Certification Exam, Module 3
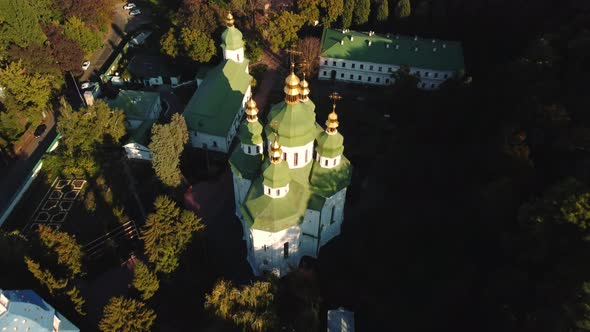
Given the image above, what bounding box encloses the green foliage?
[0,0,46,49]
[149,113,189,188]
[140,195,205,274]
[320,0,344,26]
[99,296,156,332]
[245,37,264,62]
[353,0,370,25]
[180,27,217,63]
[25,257,68,295]
[132,260,160,300]
[36,225,83,277]
[265,11,304,52]
[178,0,220,35]
[395,0,411,19]
[342,0,355,28]
[160,28,180,58]
[63,16,102,53]
[296,0,320,26]
[376,0,389,23]
[519,177,590,231]
[42,23,85,74]
[113,206,130,225]
[84,190,97,212]
[66,286,86,316]
[7,43,61,77]
[205,279,278,332]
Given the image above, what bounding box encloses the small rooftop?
[327,307,355,332]
[105,90,160,120]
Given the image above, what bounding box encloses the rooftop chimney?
[368,40,372,46]
[350,35,354,42]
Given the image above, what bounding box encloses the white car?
[82,61,90,71]
[129,9,141,16]
[80,82,97,90]
[123,3,136,10]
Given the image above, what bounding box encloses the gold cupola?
[326,92,342,134]
[269,134,283,164]
[299,72,310,102]
[245,96,259,122]
[226,12,235,27]
[284,63,301,105]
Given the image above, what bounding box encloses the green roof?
[184,60,252,136]
[221,26,244,51]
[239,120,263,145]
[106,90,160,120]
[316,131,344,158]
[127,118,155,146]
[264,100,318,147]
[242,177,310,232]
[229,147,264,180]
[309,156,353,198]
[262,160,291,188]
[320,28,464,71]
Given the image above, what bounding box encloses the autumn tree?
[149,113,189,188]
[205,279,278,332]
[36,225,84,277]
[63,16,102,53]
[7,44,60,77]
[0,0,46,49]
[132,260,160,300]
[99,296,156,332]
[264,11,304,52]
[53,0,113,29]
[353,0,370,25]
[140,195,205,274]
[24,257,68,295]
[342,0,355,28]
[181,27,217,63]
[395,0,411,19]
[178,0,220,35]
[42,23,85,74]
[160,28,180,58]
[297,37,321,77]
[320,0,344,26]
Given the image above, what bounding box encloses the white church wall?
[224,48,245,63]
[316,154,342,169]
[263,183,290,198]
[242,143,263,155]
[267,140,314,169]
[319,188,347,247]
[190,131,228,153]
[232,174,251,216]
[249,225,302,277]
[300,209,321,257]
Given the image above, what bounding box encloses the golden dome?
[299,79,309,88]
[285,72,300,86]
[326,111,339,133]
[245,96,258,121]
[269,135,283,164]
[226,12,234,27]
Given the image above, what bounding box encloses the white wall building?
[319,28,464,90]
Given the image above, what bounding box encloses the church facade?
[229,65,352,277]
[184,14,252,153]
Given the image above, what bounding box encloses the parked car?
[129,9,141,16]
[80,81,97,90]
[123,3,136,10]
[82,61,90,71]
[33,124,47,138]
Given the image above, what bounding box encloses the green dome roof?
[316,131,344,158]
[262,160,291,188]
[239,121,263,145]
[221,27,244,51]
[264,100,318,147]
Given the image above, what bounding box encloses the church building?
[184,13,253,153]
[229,64,352,277]
[319,28,464,90]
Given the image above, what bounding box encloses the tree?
[132,260,160,300]
[297,37,321,77]
[42,23,85,74]
[180,27,217,63]
[353,0,370,25]
[53,0,113,29]
[376,0,389,23]
[0,0,46,49]
[140,195,205,273]
[149,113,188,188]
[36,225,83,277]
[320,0,344,26]
[205,279,278,332]
[265,11,304,52]
[7,43,61,77]
[296,0,320,26]
[24,257,68,295]
[178,0,219,35]
[342,0,355,28]
[395,0,411,19]
[63,16,102,53]
[99,296,156,332]
[160,28,180,58]
[66,286,86,316]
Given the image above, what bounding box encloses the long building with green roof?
[184,13,252,153]
[319,28,464,89]
[230,65,352,277]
